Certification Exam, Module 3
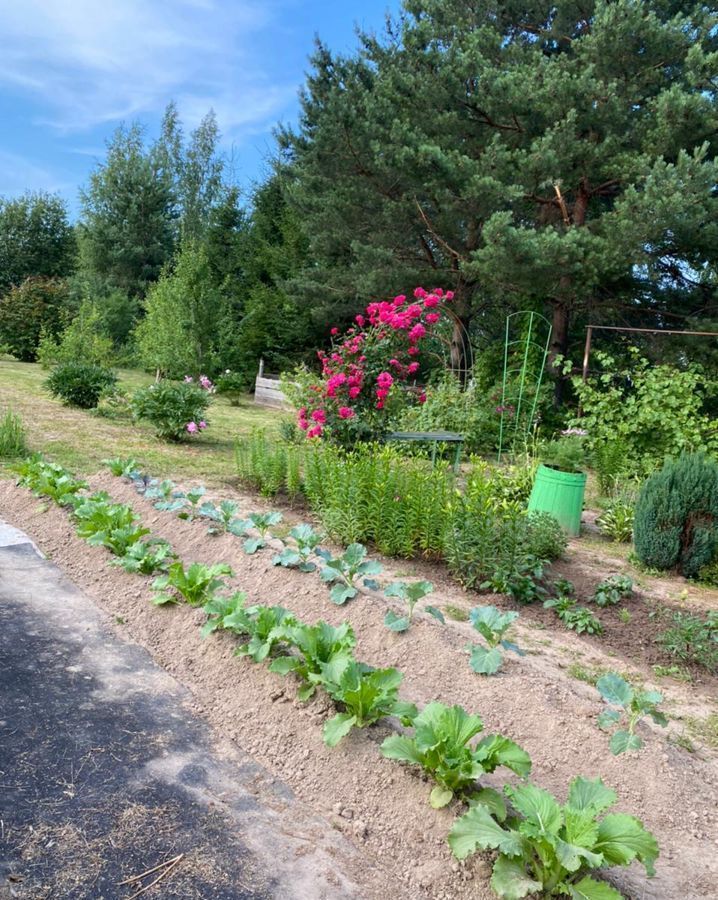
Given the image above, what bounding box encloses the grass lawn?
[0,360,289,482]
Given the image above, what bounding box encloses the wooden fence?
[254,359,292,409]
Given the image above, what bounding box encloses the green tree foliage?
[154,101,225,243]
[0,191,75,294]
[231,175,321,383]
[0,277,71,361]
[634,453,718,578]
[79,123,176,297]
[280,0,718,382]
[135,242,233,376]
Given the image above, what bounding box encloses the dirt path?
[1,474,717,899]
[0,526,393,900]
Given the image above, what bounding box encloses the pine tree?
[280,0,718,388]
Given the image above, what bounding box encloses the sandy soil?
[1,472,717,900]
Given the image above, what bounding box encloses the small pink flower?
[338,406,355,419]
[413,287,427,299]
[419,393,427,404]
[376,400,385,410]
[376,388,389,400]
[408,346,419,357]
[408,362,420,374]
[186,422,198,434]
[311,409,327,424]
[307,425,323,438]
[298,418,309,431]
[376,371,393,389]
[355,315,365,326]
[425,312,440,324]
[423,295,439,308]
[409,323,426,342]
[198,420,207,429]
[348,386,361,399]
[184,375,194,383]
[330,327,339,335]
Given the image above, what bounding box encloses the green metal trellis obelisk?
[497,310,552,461]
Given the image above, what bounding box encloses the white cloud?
[0,0,296,140]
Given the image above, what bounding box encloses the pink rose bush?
[297,287,453,444]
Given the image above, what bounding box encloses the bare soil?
[1,473,717,900]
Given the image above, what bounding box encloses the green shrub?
[131,381,211,441]
[633,453,718,578]
[45,362,117,409]
[698,558,718,587]
[597,496,635,543]
[570,348,718,478]
[0,408,28,458]
[36,301,114,369]
[0,276,70,362]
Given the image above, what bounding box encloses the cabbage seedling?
[596,673,667,754]
[467,606,523,675]
[383,580,444,632]
[316,543,383,604]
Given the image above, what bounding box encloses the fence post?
[258,358,264,378]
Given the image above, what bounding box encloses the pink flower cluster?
[184,374,215,393]
[186,420,208,434]
[299,287,452,439]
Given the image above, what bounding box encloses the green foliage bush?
[658,610,718,673]
[393,373,500,454]
[571,350,718,479]
[0,408,28,458]
[45,362,117,409]
[36,300,114,368]
[131,380,211,441]
[0,276,70,362]
[633,453,718,578]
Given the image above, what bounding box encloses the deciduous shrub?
[131,380,212,441]
[45,362,116,409]
[633,453,718,578]
[0,276,69,361]
[570,349,718,478]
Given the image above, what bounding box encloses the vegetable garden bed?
[1,470,717,899]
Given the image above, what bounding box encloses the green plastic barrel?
[527,464,586,536]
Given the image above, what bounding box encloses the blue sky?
[0,0,399,214]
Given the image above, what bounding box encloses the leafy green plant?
[103,456,139,478]
[317,543,383,604]
[597,499,634,543]
[45,362,116,409]
[235,430,304,500]
[383,580,444,631]
[155,485,208,517]
[272,523,323,572]
[145,479,176,501]
[303,443,452,557]
[269,621,356,700]
[200,592,250,638]
[467,606,523,675]
[235,604,298,662]
[199,499,244,534]
[542,433,586,474]
[592,575,633,608]
[318,656,416,747]
[152,561,233,606]
[14,456,87,506]
[545,596,603,635]
[72,494,149,555]
[698,556,718,587]
[113,538,175,575]
[241,511,284,553]
[596,674,667,755]
[448,776,659,899]
[657,610,718,673]
[0,408,28,458]
[481,556,547,604]
[131,380,211,441]
[381,702,531,808]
